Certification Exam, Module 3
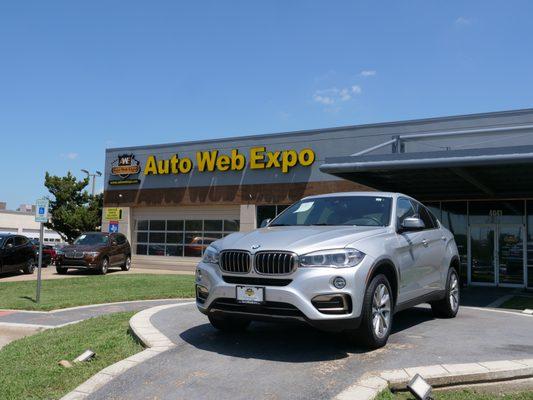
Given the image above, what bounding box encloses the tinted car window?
[14,236,28,246]
[396,198,416,227]
[116,234,127,245]
[417,205,436,229]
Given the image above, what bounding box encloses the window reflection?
[135,218,239,257]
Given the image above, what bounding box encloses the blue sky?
[1,1,533,208]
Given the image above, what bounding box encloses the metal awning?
[320,145,533,200]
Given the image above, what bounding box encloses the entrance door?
[469,224,525,286]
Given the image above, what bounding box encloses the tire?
[356,274,394,349]
[431,267,460,318]
[208,314,251,332]
[121,255,131,271]
[22,259,35,274]
[56,265,68,274]
[99,257,109,275]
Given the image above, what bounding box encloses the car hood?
[214,225,389,255]
[61,244,107,252]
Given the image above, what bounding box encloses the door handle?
[441,236,446,241]
[422,239,429,247]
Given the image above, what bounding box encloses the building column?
[101,206,132,243]
[239,204,256,232]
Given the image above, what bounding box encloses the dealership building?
[103,108,533,289]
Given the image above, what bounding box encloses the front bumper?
[56,256,100,269]
[195,255,375,332]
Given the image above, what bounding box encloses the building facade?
[103,108,533,289]
[0,210,63,243]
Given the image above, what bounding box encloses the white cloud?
[339,88,351,101]
[360,70,376,77]
[351,85,362,94]
[455,16,471,26]
[313,93,335,105]
[313,85,362,106]
[61,152,79,160]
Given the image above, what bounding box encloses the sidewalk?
[0,265,193,283]
[0,299,188,349]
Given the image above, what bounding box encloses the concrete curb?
[60,302,194,400]
[334,358,533,400]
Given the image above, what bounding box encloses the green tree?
[44,172,103,242]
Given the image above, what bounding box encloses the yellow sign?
[105,208,122,221]
[143,147,315,176]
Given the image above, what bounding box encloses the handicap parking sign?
[108,221,119,233]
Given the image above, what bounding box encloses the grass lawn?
[0,312,142,400]
[0,274,195,311]
[377,389,533,400]
[500,295,533,310]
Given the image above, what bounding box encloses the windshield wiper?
[269,223,291,226]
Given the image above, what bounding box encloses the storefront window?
[441,202,468,284]
[256,205,289,228]
[468,200,524,225]
[527,201,533,288]
[135,218,239,257]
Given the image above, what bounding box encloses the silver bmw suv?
[195,192,460,348]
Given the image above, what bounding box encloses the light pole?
[81,169,102,196]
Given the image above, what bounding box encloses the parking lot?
[88,302,533,400]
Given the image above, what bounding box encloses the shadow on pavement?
[180,306,437,363]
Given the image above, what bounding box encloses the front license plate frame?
[236,285,265,304]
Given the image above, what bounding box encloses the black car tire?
[208,314,251,332]
[23,259,35,274]
[121,256,131,271]
[99,257,109,275]
[431,267,460,318]
[56,266,68,274]
[356,274,394,349]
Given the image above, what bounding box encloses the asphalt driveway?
[88,303,533,400]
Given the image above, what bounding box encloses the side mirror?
[401,217,425,231]
[260,218,271,228]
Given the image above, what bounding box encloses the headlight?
[83,251,100,257]
[299,248,365,268]
[202,246,219,264]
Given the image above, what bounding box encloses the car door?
[415,203,446,293]
[115,234,127,265]
[108,234,122,266]
[2,237,17,272]
[14,236,30,268]
[394,197,429,303]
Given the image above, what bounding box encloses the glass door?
[469,224,525,286]
[469,224,496,285]
[498,224,524,286]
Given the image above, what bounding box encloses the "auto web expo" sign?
[143,147,315,175]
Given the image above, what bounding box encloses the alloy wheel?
[449,273,459,312]
[371,283,391,338]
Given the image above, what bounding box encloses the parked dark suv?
[55,232,131,275]
[0,234,36,275]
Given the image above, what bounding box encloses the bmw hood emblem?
[251,244,261,250]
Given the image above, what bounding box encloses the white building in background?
[0,209,63,243]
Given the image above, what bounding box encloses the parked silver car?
[195,192,460,348]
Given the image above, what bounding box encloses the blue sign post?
[34,198,49,303]
[109,221,119,233]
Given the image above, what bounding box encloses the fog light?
[332,276,346,289]
[196,284,209,304]
[407,374,433,400]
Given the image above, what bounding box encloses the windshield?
[74,233,109,246]
[269,196,392,227]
